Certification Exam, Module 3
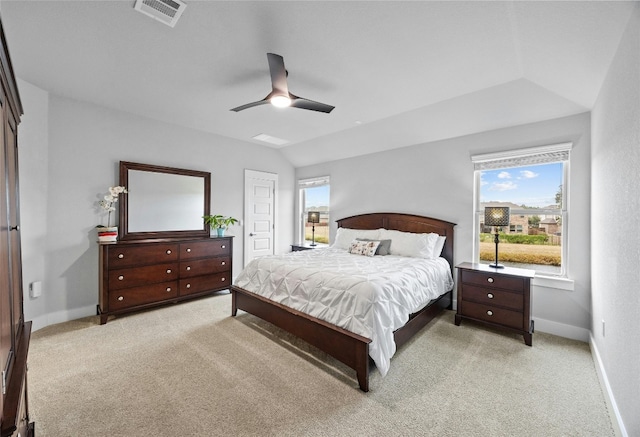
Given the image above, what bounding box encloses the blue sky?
[480,162,562,208]
[305,185,330,208]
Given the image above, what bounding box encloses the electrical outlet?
[602,319,605,337]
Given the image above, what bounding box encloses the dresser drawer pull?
[221,277,226,282]
[118,253,124,259]
[166,250,172,255]
[221,245,226,249]
[117,296,124,301]
[186,248,191,253]
[118,275,124,281]
[186,283,191,289]
[221,261,226,266]
[487,310,493,316]
[487,277,494,283]
[166,287,172,292]
[487,293,494,299]
[166,269,172,274]
[186,266,191,271]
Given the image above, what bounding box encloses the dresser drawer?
[109,263,179,290]
[462,284,523,311]
[180,272,230,296]
[461,270,525,292]
[180,239,231,260]
[460,301,524,330]
[109,281,179,310]
[180,257,231,278]
[107,243,179,268]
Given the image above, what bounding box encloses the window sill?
[532,275,574,291]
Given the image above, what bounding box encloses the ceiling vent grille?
[134,0,187,28]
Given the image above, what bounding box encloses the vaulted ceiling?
[1,1,635,166]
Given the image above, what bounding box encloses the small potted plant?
[97,185,127,242]
[203,214,238,237]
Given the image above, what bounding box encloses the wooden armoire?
[0,18,34,437]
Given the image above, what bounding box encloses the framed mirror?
[119,161,211,240]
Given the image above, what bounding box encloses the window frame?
[471,143,571,278]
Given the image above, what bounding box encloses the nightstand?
[455,262,535,346]
[291,244,314,252]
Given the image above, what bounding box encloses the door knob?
[10,225,19,231]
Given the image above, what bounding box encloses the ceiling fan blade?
[267,53,289,94]
[230,97,270,112]
[290,95,335,113]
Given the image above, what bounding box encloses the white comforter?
[233,248,454,377]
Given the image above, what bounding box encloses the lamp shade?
[484,207,510,227]
[307,211,320,224]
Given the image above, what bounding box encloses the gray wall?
[591,4,639,436]
[297,112,592,341]
[17,81,295,329]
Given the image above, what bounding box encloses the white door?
[244,170,277,266]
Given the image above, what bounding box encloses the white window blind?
[471,143,572,171]
[298,176,330,188]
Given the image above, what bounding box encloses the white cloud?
[497,171,511,179]
[490,181,518,191]
[520,170,539,179]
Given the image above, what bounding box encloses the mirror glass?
[119,161,211,240]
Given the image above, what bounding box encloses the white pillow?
[379,229,439,258]
[332,227,382,250]
[433,236,446,257]
[348,239,380,257]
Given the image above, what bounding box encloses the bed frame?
[231,212,455,392]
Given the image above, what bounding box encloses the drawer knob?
[487,310,493,316]
[487,277,494,283]
[166,269,172,274]
[186,283,191,289]
[186,248,192,253]
[118,253,124,259]
[166,250,172,255]
[221,277,226,282]
[166,287,171,292]
[487,293,494,299]
[221,245,226,249]
[118,275,124,281]
[117,296,124,301]
[221,261,226,265]
[186,266,191,271]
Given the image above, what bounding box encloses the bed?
[231,212,455,391]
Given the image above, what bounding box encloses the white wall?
[297,112,592,340]
[591,4,639,436]
[18,83,295,330]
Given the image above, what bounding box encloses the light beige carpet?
[28,293,614,436]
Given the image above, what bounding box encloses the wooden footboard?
[232,285,452,392]
[231,285,372,391]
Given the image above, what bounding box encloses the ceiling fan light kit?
[231,53,335,114]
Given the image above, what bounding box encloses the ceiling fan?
[230,53,335,114]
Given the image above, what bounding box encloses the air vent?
[134,0,187,28]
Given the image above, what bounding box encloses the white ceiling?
[0,1,635,167]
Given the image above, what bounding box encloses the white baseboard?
[29,304,97,332]
[531,317,590,342]
[590,335,627,437]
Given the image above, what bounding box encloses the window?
[298,176,330,245]
[472,143,571,276]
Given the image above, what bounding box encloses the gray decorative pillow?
[356,238,392,256]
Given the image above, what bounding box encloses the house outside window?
[472,143,571,277]
[298,176,330,245]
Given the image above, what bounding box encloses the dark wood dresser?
[455,262,535,346]
[98,237,232,324]
[0,17,35,437]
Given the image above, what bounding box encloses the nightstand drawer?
[462,285,523,311]
[461,301,524,330]
[461,270,525,292]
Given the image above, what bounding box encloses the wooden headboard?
[336,213,455,272]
